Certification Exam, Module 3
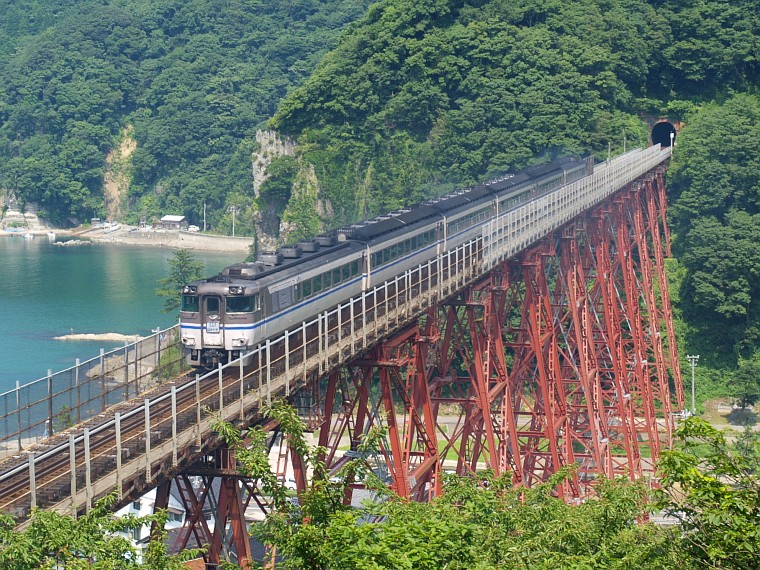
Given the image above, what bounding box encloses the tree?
[667,94,760,358]
[155,249,204,313]
[733,360,760,410]
[658,417,760,569]
[0,494,201,569]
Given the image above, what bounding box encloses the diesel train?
[179,156,592,368]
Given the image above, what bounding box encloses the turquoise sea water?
[0,237,242,392]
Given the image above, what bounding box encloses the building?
[160,215,186,230]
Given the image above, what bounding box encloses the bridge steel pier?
[289,169,683,506]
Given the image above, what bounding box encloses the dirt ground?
[701,398,758,431]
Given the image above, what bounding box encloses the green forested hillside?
[0,0,372,225]
[667,94,760,397]
[270,0,758,225]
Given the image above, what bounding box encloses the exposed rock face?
[251,130,296,251]
[103,126,137,222]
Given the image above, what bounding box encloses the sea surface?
[0,236,242,392]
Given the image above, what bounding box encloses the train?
[179,156,593,368]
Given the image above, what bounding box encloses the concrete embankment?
[85,227,252,253]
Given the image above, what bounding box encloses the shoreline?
[1,225,252,253]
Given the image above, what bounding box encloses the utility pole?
[229,205,238,237]
[686,354,699,416]
[203,203,207,232]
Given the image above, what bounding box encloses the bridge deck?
[0,145,672,519]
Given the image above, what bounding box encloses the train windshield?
[226,295,258,313]
[181,294,199,312]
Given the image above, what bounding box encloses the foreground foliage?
[0,495,199,569]
[213,403,711,569]
[1,413,757,569]
[658,418,760,570]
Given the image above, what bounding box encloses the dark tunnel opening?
[652,121,676,148]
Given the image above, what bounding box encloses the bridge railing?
[4,231,486,518]
[0,326,186,456]
[483,144,670,269]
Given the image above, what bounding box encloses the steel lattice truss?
[169,171,684,567]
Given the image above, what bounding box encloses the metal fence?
[0,326,186,454]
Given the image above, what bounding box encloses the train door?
[202,295,224,347]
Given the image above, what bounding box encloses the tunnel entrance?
[652,121,676,148]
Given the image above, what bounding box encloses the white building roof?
[161,215,186,223]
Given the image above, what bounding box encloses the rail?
[0,144,671,518]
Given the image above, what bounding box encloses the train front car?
[179,274,262,368]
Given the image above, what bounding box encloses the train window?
[181,295,199,312]
[324,271,332,288]
[333,268,342,284]
[226,295,258,313]
[205,297,220,316]
[342,265,350,280]
[295,283,302,302]
[313,275,322,293]
[351,260,360,276]
[303,280,312,297]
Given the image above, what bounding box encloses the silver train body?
[180,157,592,368]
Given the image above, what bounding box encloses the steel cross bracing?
[0,146,680,567]
[306,169,682,504]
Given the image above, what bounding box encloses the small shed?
[160,215,186,230]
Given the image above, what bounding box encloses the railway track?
[0,355,295,519]
[0,272,430,520]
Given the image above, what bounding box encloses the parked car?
[187,225,200,232]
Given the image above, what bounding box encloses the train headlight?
[182,337,196,346]
[232,338,247,347]
[183,285,197,294]
[228,286,245,295]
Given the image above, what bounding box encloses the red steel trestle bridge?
[0,145,683,567]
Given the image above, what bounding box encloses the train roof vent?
[297,240,320,253]
[315,235,337,247]
[278,245,302,259]
[223,263,265,279]
[257,251,284,266]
